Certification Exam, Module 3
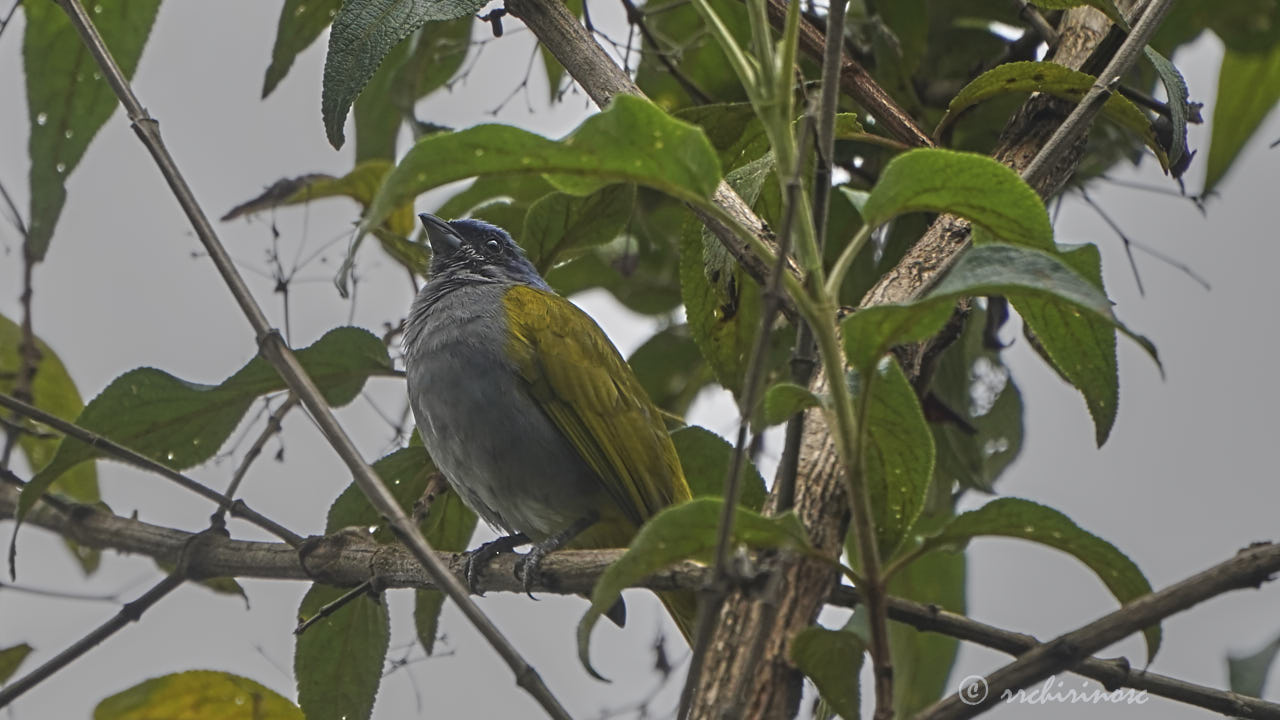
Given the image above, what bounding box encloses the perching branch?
[5,482,1279,719]
[49,2,572,718]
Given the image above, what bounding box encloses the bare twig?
[50,2,570,716]
[212,393,300,526]
[917,541,1280,719]
[0,245,39,470]
[0,391,302,546]
[1013,0,1059,46]
[618,0,713,104]
[6,481,1278,719]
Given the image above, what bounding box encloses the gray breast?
[403,282,605,540]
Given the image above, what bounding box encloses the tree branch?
[50,2,571,717]
[6,483,1278,719]
[505,0,802,322]
[916,541,1280,719]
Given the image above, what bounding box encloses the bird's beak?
[419,213,462,255]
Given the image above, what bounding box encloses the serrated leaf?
[94,670,302,720]
[522,184,636,273]
[843,302,956,374]
[322,0,487,149]
[791,627,864,719]
[678,215,762,400]
[670,426,766,510]
[363,95,721,234]
[934,63,1168,170]
[1205,43,1280,195]
[928,307,1023,493]
[262,0,342,97]
[761,381,821,426]
[850,360,935,559]
[19,327,392,521]
[295,585,389,720]
[1143,47,1191,168]
[23,0,161,259]
[1008,242,1119,445]
[577,498,810,677]
[0,643,33,685]
[862,148,1054,250]
[1228,632,1280,699]
[352,34,409,162]
[921,497,1160,661]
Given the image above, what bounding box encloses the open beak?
[419,213,462,255]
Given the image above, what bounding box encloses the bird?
[403,212,697,640]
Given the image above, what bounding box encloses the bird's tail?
[658,589,699,644]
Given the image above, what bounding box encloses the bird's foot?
[515,514,597,599]
[464,532,529,595]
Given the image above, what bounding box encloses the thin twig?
[1,244,39,470]
[213,394,299,526]
[0,555,193,708]
[294,579,375,635]
[1012,0,1059,46]
[50,2,571,717]
[0,391,303,547]
[916,541,1280,719]
[618,0,713,104]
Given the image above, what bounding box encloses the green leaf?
[928,306,1023,493]
[262,0,342,97]
[393,17,474,110]
[843,302,956,375]
[790,627,864,720]
[352,35,410,163]
[888,531,967,717]
[1009,242,1119,445]
[322,0,487,149]
[678,215,763,401]
[634,0,750,110]
[1228,632,1280,699]
[851,360,935,559]
[19,327,392,521]
[1027,0,1126,26]
[23,0,162,259]
[761,381,821,426]
[521,184,636,273]
[364,95,722,234]
[1205,43,1280,195]
[295,585,389,720]
[921,497,1160,661]
[1143,47,1191,167]
[95,670,302,720]
[934,63,1168,170]
[0,643,33,686]
[577,498,810,677]
[670,426,766,510]
[862,148,1053,250]
[627,324,709,416]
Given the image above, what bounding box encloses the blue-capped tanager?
[404,213,697,640]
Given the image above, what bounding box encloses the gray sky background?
[1,2,1278,718]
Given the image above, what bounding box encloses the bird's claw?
[516,544,551,600]
[463,533,528,595]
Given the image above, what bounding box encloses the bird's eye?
[484,239,502,255]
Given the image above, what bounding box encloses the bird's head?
[419,213,547,289]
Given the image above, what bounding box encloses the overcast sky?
[2,2,1278,719]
